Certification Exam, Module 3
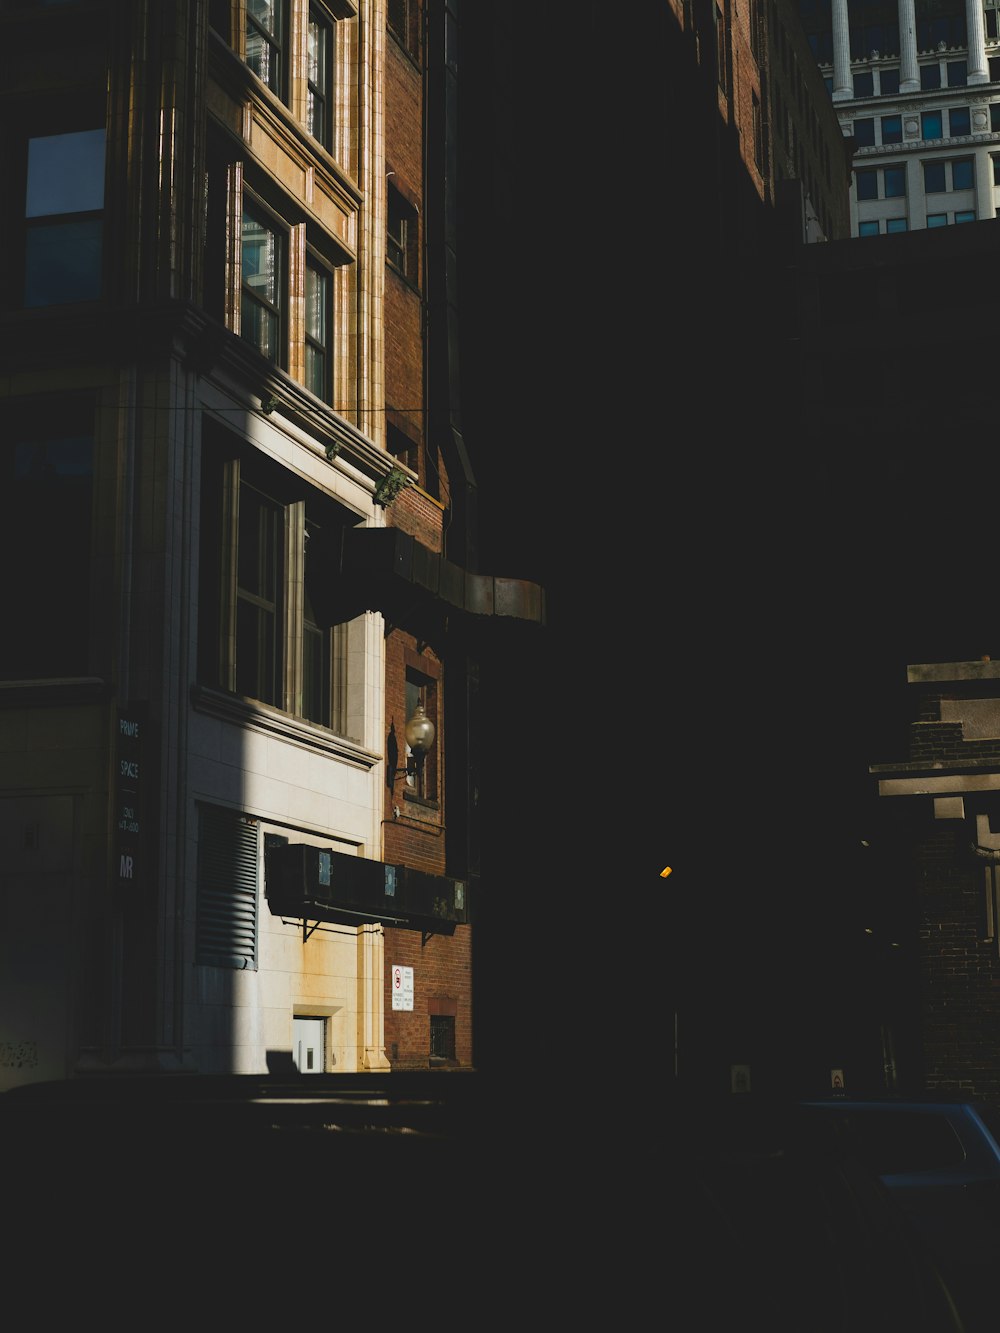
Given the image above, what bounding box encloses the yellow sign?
[660,866,672,878]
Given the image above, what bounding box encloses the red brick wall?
[383,924,473,1069]
[912,824,1000,1102]
[381,1,471,1072]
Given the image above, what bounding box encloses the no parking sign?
[392,964,414,1011]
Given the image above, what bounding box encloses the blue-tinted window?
[854,71,875,96]
[950,106,970,136]
[952,157,974,189]
[886,217,907,233]
[879,67,900,95]
[241,201,284,363]
[924,161,946,192]
[854,117,876,145]
[926,212,948,227]
[25,128,105,216]
[921,63,941,90]
[856,168,878,199]
[954,209,976,223]
[884,166,906,196]
[947,60,967,87]
[246,0,286,99]
[921,109,942,139]
[24,128,105,308]
[881,114,902,143]
[859,220,880,236]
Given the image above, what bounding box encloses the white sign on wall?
[391,964,414,1011]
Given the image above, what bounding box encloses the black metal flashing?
[309,525,545,645]
[265,841,469,935]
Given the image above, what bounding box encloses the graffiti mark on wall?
[0,1041,38,1069]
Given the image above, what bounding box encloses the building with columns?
[800,0,1000,233]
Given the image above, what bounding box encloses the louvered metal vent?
[196,803,259,969]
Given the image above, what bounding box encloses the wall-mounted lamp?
[396,703,435,780]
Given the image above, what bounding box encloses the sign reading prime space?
[115,702,145,888]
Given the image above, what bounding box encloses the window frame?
[923,160,947,193]
[883,165,906,198]
[240,192,288,367]
[949,106,971,137]
[388,0,421,61]
[921,109,942,140]
[387,181,419,285]
[881,114,902,144]
[951,156,975,191]
[403,668,438,804]
[304,249,333,401]
[199,428,353,736]
[306,3,334,151]
[245,0,288,102]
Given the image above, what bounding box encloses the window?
[949,106,970,136]
[716,4,727,92]
[199,423,352,735]
[924,161,947,192]
[991,55,1000,79]
[752,90,763,168]
[856,168,878,199]
[387,182,418,284]
[853,71,874,97]
[205,144,349,391]
[879,67,900,95]
[881,115,902,144]
[241,199,285,364]
[195,803,258,970]
[886,217,908,232]
[404,672,437,801]
[926,212,948,226]
[921,109,942,139]
[388,0,420,61]
[246,0,286,99]
[430,1015,456,1062]
[955,209,976,222]
[854,117,875,146]
[992,105,1000,133]
[994,156,1000,186]
[884,165,906,196]
[952,156,974,189]
[859,220,880,236]
[920,64,941,90]
[304,254,331,399]
[0,395,93,679]
[947,60,967,88]
[24,127,105,307]
[307,5,333,149]
[387,420,418,473]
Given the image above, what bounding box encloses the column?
[899,0,919,92]
[832,0,853,101]
[967,0,989,84]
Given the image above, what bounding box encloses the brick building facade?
[872,660,1000,1103]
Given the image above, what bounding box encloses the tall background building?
[800,0,1000,234]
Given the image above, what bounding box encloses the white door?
[292,1017,325,1073]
